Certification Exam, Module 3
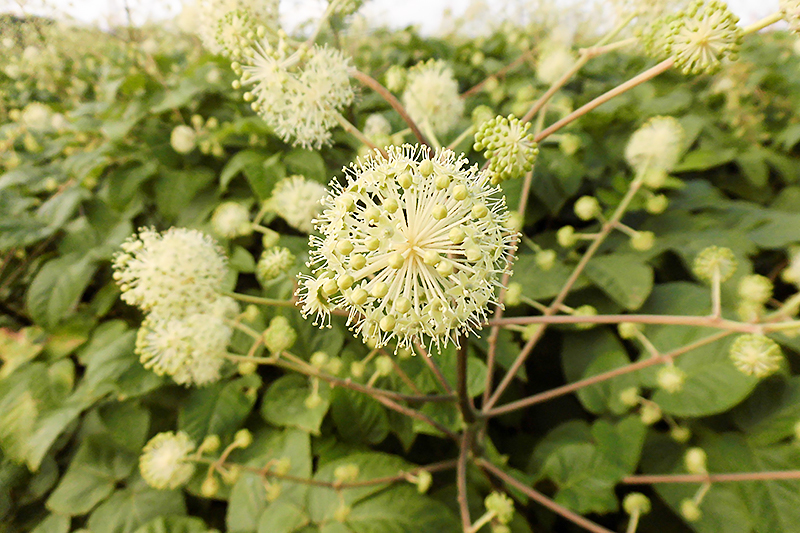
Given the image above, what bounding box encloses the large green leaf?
[584,253,653,310]
[86,482,186,533]
[260,374,330,435]
[26,253,98,329]
[330,387,390,445]
[178,374,261,443]
[346,485,460,533]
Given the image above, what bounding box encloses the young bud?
[684,447,707,474]
[536,249,557,271]
[415,470,433,493]
[557,226,578,247]
[334,464,360,483]
[657,365,687,393]
[234,429,253,448]
[623,493,652,516]
[680,499,702,522]
[263,316,297,355]
[737,274,773,304]
[630,231,655,252]
[619,386,641,408]
[693,246,737,283]
[671,425,692,443]
[640,403,662,425]
[484,492,515,525]
[729,334,783,378]
[574,196,601,221]
[505,283,523,306]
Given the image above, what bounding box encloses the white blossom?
[139,431,196,489]
[625,116,685,176]
[211,202,252,238]
[270,175,328,233]
[402,60,464,136]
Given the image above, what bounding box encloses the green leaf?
[179,374,261,443]
[257,500,308,533]
[509,252,590,301]
[330,387,389,445]
[284,149,327,184]
[46,437,137,516]
[584,253,653,310]
[346,485,460,533]
[260,374,330,435]
[737,149,769,188]
[132,516,208,533]
[31,514,70,533]
[87,482,186,533]
[26,253,98,329]
[540,443,620,514]
[154,168,216,220]
[734,377,800,446]
[674,148,737,172]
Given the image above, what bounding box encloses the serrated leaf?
[330,387,389,445]
[26,253,97,329]
[260,374,330,435]
[584,253,653,310]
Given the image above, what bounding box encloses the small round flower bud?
[200,435,221,453]
[646,194,669,214]
[506,211,524,233]
[261,228,280,248]
[375,355,394,377]
[265,481,282,502]
[793,419,800,441]
[625,116,685,176]
[671,426,692,443]
[729,334,783,378]
[311,351,329,368]
[263,316,297,355]
[640,403,662,425]
[485,492,515,525]
[305,393,323,409]
[234,429,253,448]
[415,470,433,493]
[684,447,707,474]
[619,386,641,408]
[326,357,343,375]
[557,226,578,247]
[273,457,292,475]
[693,246,737,282]
[536,249,557,271]
[505,283,523,306]
[334,504,351,523]
[256,247,296,284]
[221,465,242,485]
[201,476,219,497]
[618,322,641,340]
[243,305,260,323]
[630,231,655,252]
[350,361,366,378]
[623,493,652,515]
[334,464,360,483]
[385,65,406,92]
[573,305,597,330]
[238,361,257,375]
[139,432,196,490]
[738,274,773,304]
[473,114,538,184]
[574,196,601,221]
[657,365,687,393]
[170,125,197,154]
[680,499,702,522]
[559,133,581,156]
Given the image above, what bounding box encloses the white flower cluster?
[197,0,279,57]
[139,431,196,490]
[625,116,685,187]
[113,228,237,386]
[783,0,800,34]
[296,144,516,351]
[211,201,253,238]
[536,45,576,86]
[240,43,355,149]
[402,60,464,135]
[269,175,328,233]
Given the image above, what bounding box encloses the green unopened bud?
[200,435,221,453]
[265,480,282,502]
[234,429,253,448]
[630,231,655,252]
[671,425,692,443]
[574,196,601,221]
[256,247,296,284]
[557,226,578,247]
[505,283,522,306]
[619,386,641,408]
[201,476,219,497]
[238,361,258,375]
[729,334,783,378]
[536,249,557,270]
[261,227,280,248]
[311,351,329,368]
[415,470,432,493]
[618,322,641,340]
[623,493,652,515]
[640,403,662,425]
[351,361,366,378]
[326,357,343,375]
[263,316,297,355]
[374,355,394,377]
[242,305,259,323]
[484,492,515,525]
[305,392,323,409]
[738,274,773,304]
[646,194,669,214]
[657,365,687,393]
[573,305,597,330]
[474,114,538,184]
[680,499,702,522]
[693,246,737,282]
[334,464,360,483]
[334,504,351,522]
[684,447,707,474]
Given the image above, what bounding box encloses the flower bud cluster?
[729,334,783,378]
[197,0,279,58]
[139,431,196,490]
[211,202,253,239]
[296,144,515,351]
[268,175,328,233]
[256,247,296,284]
[473,115,538,185]
[402,60,464,135]
[625,116,685,182]
[692,246,737,283]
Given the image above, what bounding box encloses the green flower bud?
[263,316,297,355]
[623,493,652,515]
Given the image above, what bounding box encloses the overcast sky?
[1,0,781,33]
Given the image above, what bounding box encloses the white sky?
[0,0,780,33]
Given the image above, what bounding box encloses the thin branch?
[416,341,455,395]
[623,470,800,484]
[485,330,733,417]
[456,337,476,424]
[333,112,389,158]
[460,48,536,99]
[373,393,459,441]
[350,69,431,148]
[225,292,296,307]
[533,59,675,143]
[742,12,783,34]
[488,313,759,332]
[476,458,614,533]
[457,430,474,532]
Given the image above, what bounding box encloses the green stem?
[742,12,783,35]
[225,291,296,307]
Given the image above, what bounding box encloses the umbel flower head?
[402,60,464,136]
[474,114,539,185]
[140,431,196,490]
[241,43,354,149]
[729,334,783,378]
[113,228,228,316]
[625,116,685,180]
[269,175,328,233]
[664,0,742,75]
[211,201,253,238]
[135,296,238,386]
[297,144,516,351]
[197,0,279,57]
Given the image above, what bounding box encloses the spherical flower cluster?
[781,0,800,34]
[136,301,237,386]
[692,245,737,283]
[297,144,516,351]
[113,228,229,316]
[657,364,687,393]
[170,125,197,154]
[625,116,685,180]
[536,46,576,85]
[256,247,296,284]
[623,493,652,516]
[242,44,354,149]
[738,274,773,304]
[263,316,297,354]
[140,431,196,490]
[211,202,252,238]
[484,492,515,524]
[20,102,52,131]
[197,0,279,57]
[729,334,783,378]
[665,0,742,75]
[473,115,538,185]
[402,60,464,135]
[269,175,328,233]
[363,114,392,139]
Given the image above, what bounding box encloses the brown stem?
[485,330,733,417]
[456,337,476,424]
[461,49,535,99]
[373,393,459,442]
[476,458,614,533]
[488,313,758,332]
[623,470,800,484]
[416,341,455,395]
[333,112,389,158]
[350,69,431,148]
[457,430,474,532]
[533,59,675,143]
